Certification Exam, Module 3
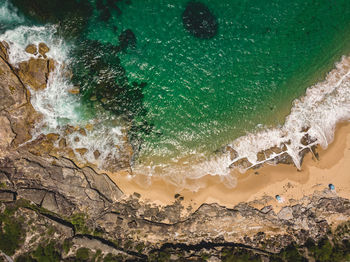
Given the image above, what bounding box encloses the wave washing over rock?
[131,55,350,190]
[229,56,350,168]
[1,1,350,191]
[0,22,128,170]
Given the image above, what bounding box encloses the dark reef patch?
[119,29,137,51]
[70,39,151,152]
[182,1,218,39]
[70,39,144,121]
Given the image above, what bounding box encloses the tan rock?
[0,51,43,146]
[59,138,67,148]
[64,125,75,135]
[94,150,101,159]
[79,128,87,136]
[257,151,266,162]
[230,157,252,169]
[46,133,60,141]
[48,58,56,72]
[6,100,40,147]
[38,42,50,57]
[76,148,88,156]
[68,87,80,95]
[25,44,37,55]
[17,58,50,90]
[225,146,238,160]
[0,41,9,61]
[0,115,15,148]
[67,148,76,159]
[25,134,55,156]
[0,53,27,111]
[257,146,286,162]
[85,124,94,131]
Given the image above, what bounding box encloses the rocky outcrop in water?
[1,41,350,261]
[17,43,55,91]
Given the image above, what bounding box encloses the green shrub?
[32,241,61,262]
[76,247,91,261]
[0,208,25,256]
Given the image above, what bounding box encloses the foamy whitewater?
[131,55,350,190]
[1,1,350,190]
[0,19,125,167]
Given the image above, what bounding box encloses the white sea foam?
[230,55,350,168]
[0,24,125,168]
[0,0,24,26]
[132,55,350,190]
[1,3,350,191]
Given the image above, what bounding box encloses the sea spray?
[2,24,350,190]
[0,24,126,169]
[2,0,350,191]
[130,55,350,190]
[230,56,350,169]
[0,0,24,28]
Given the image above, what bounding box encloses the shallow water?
[85,0,350,162]
[2,0,350,186]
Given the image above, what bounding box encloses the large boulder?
[25,44,37,55]
[38,42,50,57]
[0,42,41,146]
[17,57,55,91]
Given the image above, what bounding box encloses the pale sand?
[106,121,350,211]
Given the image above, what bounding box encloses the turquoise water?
[5,0,350,170]
[84,0,350,165]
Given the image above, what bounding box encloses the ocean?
[1,0,350,188]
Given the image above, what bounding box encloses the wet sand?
[107,121,350,211]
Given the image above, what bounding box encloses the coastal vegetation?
[1,199,350,261]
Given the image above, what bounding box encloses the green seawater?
[84,0,350,165]
[6,0,350,168]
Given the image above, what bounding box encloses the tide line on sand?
[108,121,350,212]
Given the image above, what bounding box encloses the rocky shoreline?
[1,42,350,261]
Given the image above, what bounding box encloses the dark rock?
[118,29,136,51]
[182,1,218,39]
[99,7,111,22]
[230,157,252,169]
[0,191,15,201]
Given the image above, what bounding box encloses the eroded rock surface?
[0,41,350,261]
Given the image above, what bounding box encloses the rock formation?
[0,41,350,261]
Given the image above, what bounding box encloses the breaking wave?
[1,0,350,191]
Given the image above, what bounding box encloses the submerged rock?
[182,1,218,39]
[118,29,136,51]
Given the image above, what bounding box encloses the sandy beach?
[107,121,350,211]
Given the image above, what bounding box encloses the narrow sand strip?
[107,121,350,211]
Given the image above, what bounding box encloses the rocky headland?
[1,41,350,261]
